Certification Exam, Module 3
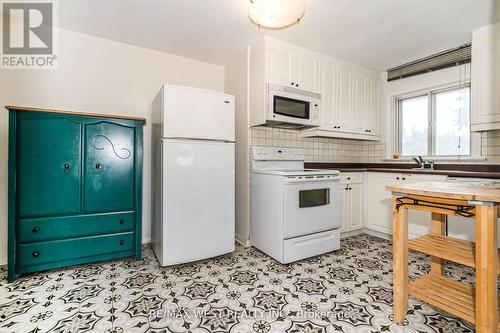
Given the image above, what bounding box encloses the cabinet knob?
[295,83,299,87]
[347,177,351,180]
[32,227,40,233]
[95,163,101,170]
[402,177,406,180]
[64,163,70,169]
[120,218,125,224]
[32,251,39,257]
[120,240,124,246]
[291,82,295,85]
[396,177,400,180]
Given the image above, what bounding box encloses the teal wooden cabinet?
[7,106,145,282]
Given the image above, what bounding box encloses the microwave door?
[273,95,310,120]
[267,88,320,127]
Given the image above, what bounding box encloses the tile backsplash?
[250,126,500,164]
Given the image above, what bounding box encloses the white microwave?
[267,83,321,128]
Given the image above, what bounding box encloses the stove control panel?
[252,146,304,161]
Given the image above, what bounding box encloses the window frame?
[396,83,475,158]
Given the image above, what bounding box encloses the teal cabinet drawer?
[18,232,135,267]
[19,212,135,243]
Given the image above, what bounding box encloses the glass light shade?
[248,0,305,29]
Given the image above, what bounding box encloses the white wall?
[0,28,225,265]
[224,48,250,245]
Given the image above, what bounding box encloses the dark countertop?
[305,163,500,179]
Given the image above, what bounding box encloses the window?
[397,85,471,157]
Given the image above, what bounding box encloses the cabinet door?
[267,45,293,86]
[339,186,350,233]
[351,71,368,134]
[336,66,353,130]
[84,122,135,213]
[471,35,500,126]
[293,52,319,93]
[349,183,364,231]
[319,62,336,127]
[367,76,380,135]
[366,172,401,234]
[19,117,81,218]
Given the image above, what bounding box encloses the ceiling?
[58,0,500,71]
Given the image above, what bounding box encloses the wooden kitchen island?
[386,181,500,332]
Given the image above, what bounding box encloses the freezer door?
[163,85,235,141]
[161,140,235,265]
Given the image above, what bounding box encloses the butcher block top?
[386,181,500,203]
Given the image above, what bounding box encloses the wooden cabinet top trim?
[5,105,146,124]
[386,181,500,203]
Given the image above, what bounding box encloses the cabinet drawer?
[19,212,134,243]
[18,232,134,267]
[340,173,364,184]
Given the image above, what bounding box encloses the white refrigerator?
[151,84,235,266]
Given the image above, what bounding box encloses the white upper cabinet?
[248,36,380,130]
[293,52,319,92]
[266,43,319,93]
[320,62,336,127]
[302,61,381,140]
[351,71,368,134]
[471,22,500,131]
[267,45,294,87]
[337,66,353,130]
[366,77,381,135]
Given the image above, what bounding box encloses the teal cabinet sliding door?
[7,106,145,282]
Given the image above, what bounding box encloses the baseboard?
[340,229,365,238]
[362,228,392,241]
[235,235,251,247]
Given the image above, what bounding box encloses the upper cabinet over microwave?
[249,37,321,127]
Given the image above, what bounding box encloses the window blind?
[387,43,471,81]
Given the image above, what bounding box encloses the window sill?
[382,156,487,163]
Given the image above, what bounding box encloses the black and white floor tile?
[0,234,480,332]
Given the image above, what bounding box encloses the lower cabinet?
[339,173,364,233]
[365,172,447,237]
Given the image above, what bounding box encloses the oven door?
[283,178,341,239]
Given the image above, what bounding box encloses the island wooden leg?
[392,196,408,324]
[475,204,498,333]
[430,212,446,275]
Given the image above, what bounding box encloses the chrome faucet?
[412,156,435,170]
[413,156,425,168]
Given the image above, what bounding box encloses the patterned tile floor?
[0,234,481,333]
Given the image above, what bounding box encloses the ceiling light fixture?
[248,0,305,30]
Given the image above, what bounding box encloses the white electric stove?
[250,147,341,263]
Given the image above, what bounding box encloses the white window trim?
[386,80,483,161]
